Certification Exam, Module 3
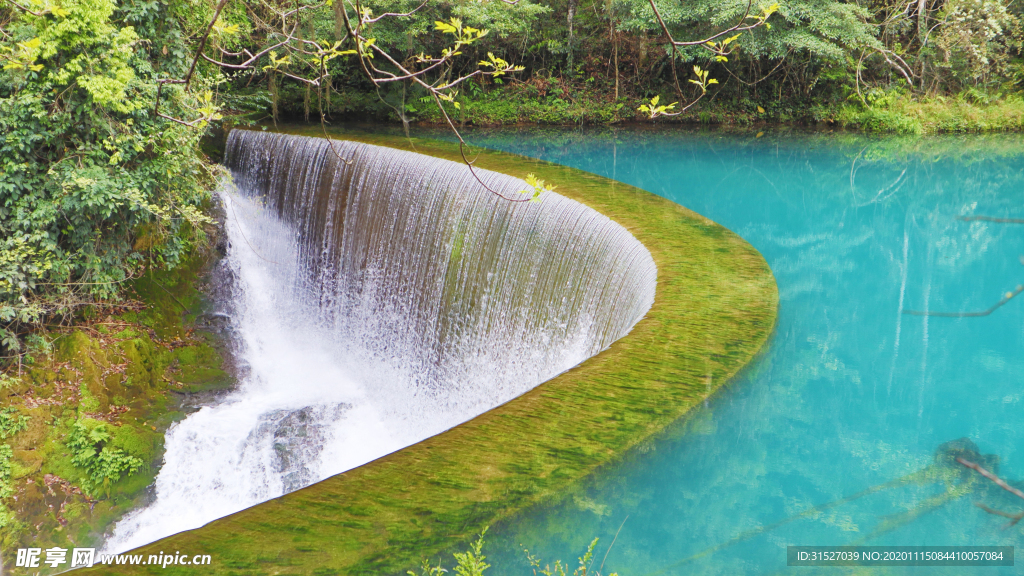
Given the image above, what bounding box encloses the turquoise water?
[413,128,1024,575]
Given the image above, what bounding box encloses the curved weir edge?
[84,131,778,575]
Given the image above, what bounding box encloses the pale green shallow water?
[393,127,1024,576]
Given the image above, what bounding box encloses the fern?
[66,419,143,496]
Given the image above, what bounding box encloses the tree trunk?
[567,0,577,70]
[608,0,618,99]
[917,0,928,45]
[614,32,619,99]
[269,72,278,126]
[301,19,310,122]
[333,0,345,42]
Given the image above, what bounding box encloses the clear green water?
[410,127,1024,575]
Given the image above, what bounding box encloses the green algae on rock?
[82,131,778,575]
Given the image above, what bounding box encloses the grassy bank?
[82,130,778,575]
[0,244,234,565]
[836,93,1024,134]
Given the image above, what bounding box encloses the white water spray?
[104,132,656,552]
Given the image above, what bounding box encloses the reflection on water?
[381,127,1024,576]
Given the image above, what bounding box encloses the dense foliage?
[0,0,213,357]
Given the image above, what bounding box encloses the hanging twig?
[430,93,533,202]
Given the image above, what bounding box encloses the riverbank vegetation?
[255,0,1024,134]
[0,0,231,549]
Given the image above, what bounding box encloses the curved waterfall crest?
[224,129,657,395]
[104,129,655,553]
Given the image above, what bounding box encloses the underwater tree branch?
[974,503,1024,528]
[959,457,1024,528]
[902,284,1023,317]
[958,458,1024,502]
[598,514,629,575]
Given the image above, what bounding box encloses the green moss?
[78,383,101,413]
[170,339,231,393]
[83,131,778,575]
[0,249,235,565]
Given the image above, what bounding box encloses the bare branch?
[200,39,291,70]
[3,0,44,16]
[875,47,916,87]
[363,0,429,24]
[280,71,320,86]
[184,0,231,87]
[280,1,326,19]
[647,0,763,52]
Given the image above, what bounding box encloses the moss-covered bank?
[0,246,233,566]
[82,130,778,575]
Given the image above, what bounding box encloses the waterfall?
[104,131,656,552]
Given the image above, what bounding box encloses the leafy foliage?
[409,528,620,576]
[934,0,1023,84]
[0,407,28,440]
[0,443,15,528]
[0,407,26,528]
[638,94,677,118]
[617,0,879,61]
[520,174,556,202]
[66,418,144,496]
